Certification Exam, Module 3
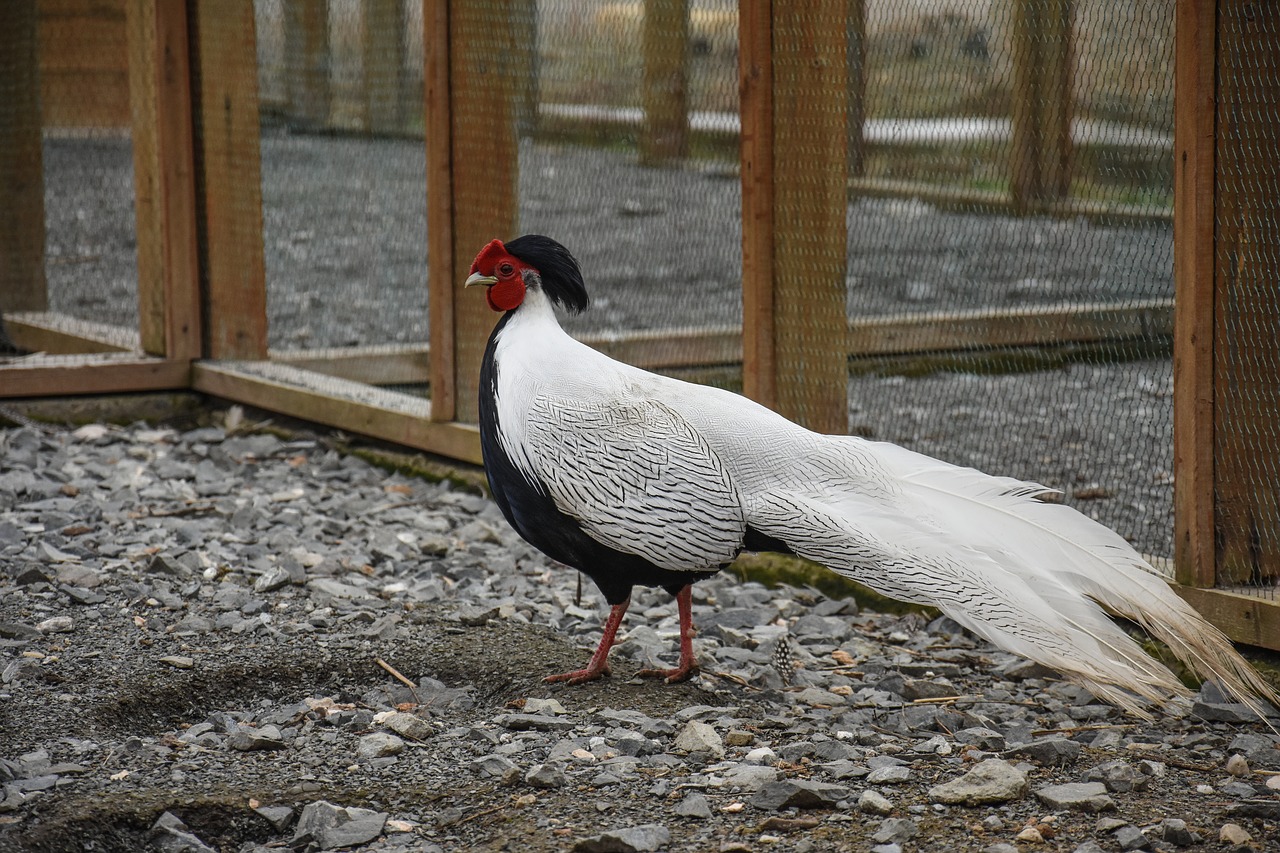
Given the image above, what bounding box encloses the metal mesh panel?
[522,0,743,350]
[255,0,428,352]
[1213,0,1280,591]
[0,1,140,337]
[846,0,1175,561]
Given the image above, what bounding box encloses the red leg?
[637,584,699,683]
[544,597,630,685]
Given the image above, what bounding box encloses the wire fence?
[1,0,1276,598]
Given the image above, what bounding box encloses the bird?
[465,234,1278,720]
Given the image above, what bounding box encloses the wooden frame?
[127,0,201,360]
[1172,0,1217,589]
[740,0,849,434]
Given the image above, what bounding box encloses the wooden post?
[127,0,201,359]
[740,0,849,434]
[846,0,866,179]
[190,0,268,360]
[362,0,405,134]
[1172,0,1217,589]
[284,0,331,129]
[426,0,520,424]
[641,0,689,165]
[0,0,47,314]
[1010,0,1073,213]
[1211,0,1280,587]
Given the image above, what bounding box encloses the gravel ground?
[2,414,1278,853]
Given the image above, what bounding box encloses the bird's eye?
[498,262,515,277]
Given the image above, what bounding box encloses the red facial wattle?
[486,277,526,311]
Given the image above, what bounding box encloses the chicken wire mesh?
[254,0,429,352]
[0,0,141,340]
[4,1,1275,593]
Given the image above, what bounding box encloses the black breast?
[477,316,721,604]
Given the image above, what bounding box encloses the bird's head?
[465,235,589,314]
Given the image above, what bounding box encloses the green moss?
[728,551,937,618]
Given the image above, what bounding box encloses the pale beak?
[465,272,497,288]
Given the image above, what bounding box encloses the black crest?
[504,234,590,314]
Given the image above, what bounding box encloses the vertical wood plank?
[1212,0,1280,587]
[190,0,268,360]
[0,0,48,314]
[427,0,519,424]
[739,0,775,410]
[363,0,405,134]
[284,0,330,129]
[741,0,848,433]
[1172,0,1218,588]
[641,0,689,165]
[425,0,457,421]
[1010,0,1073,213]
[127,0,201,359]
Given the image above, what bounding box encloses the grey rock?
[1034,782,1115,812]
[858,789,894,815]
[1191,700,1259,724]
[356,732,405,760]
[1157,818,1199,847]
[475,754,522,783]
[673,792,712,819]
[1086,759,1150,792]
[928,759,1028,805]
[721,763,778,791]
[672,720,724,758]
[1006,736,1081,766]
[866,765,911,784]
[954,727,1005,751]
[1112,824,1149,850]
[573,824,671,853]
[873,817,918,844]
[496,713,577,732]
[378,710,433,741]
[292,800,388,850]
[151,811,216,853]
[253,805,295,832]
[751,779,849,811]
[525,763,568,789]
[226,725,287,752]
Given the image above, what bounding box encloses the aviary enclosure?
[0,0,1277,648]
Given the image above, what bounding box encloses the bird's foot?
[636,661,699,684]
[543,663,611,685]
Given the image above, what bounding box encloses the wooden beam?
[0,354,189,398]
[190,0,268,360]
[239,299,1177,391]
[283,0,330,128]
[641,0,689,165]
[1172,0,1218,589]
[742,0,848,433]
[0,0,47,314]
[1176,586,1280,652]
[362,0,405,133]
[271,343,430,386]
[1010,0,1074,213]
[127,0,201,359]
[427,0,520,424]
[191,361,483,465]
[5,311,138,353]
[424,0,456,421]
[1212,0,1280,588]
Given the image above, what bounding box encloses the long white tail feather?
[747,435,1279,720]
